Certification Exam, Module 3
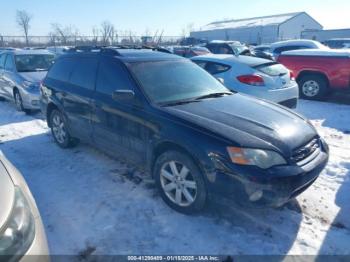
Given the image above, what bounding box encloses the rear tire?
[154,150,207,214]
[298,74,329,100]
[49,109,79,148]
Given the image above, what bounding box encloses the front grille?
[292,138,321,165]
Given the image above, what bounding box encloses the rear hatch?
[254,62,292,89]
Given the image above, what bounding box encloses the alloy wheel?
[52,113,67,144]
[160,161,197,207]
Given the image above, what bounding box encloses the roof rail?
[66,46,122,56]
[66,45,172,56]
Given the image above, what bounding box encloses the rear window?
[255,63,289,76]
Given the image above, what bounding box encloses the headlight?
[0,187,35,257]
[227,147,286,169]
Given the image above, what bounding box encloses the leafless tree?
[100,21,115,45]
[16,10,32,46]
[92,26,99,45]
[51,23,77,45]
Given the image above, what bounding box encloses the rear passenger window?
[205,62,231,75]
[47,57,76,82]
[96,58,134,95]
[70,57,98,90]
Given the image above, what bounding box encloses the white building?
[190,12,323,45]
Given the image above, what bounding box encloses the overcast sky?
[0,0,349,36]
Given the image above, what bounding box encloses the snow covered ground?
[0,99,349,256]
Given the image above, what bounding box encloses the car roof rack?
[66,46,124,56]
[66,45,172,56]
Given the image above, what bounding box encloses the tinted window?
[15,54,55,72]
[96,58,134,95]
[47,57,76,82]
[70,57,98,90]
[205,62,231,75]
[4,55,15,71]
[0,54,6,69]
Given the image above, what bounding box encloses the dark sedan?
[40,48,329,214]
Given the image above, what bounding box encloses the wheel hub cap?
[302,80,320,97]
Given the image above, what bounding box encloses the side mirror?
[112,90,135,102]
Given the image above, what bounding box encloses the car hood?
[163,94,317,154]
[19,71,47,83]
[0,160,15,230]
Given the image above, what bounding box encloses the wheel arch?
[46,102,59,127]
[150,141,205,179]
[297,70,330,87]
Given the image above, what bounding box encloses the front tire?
[49,109,79,148]
[298,75,329,100]
[14,90,25,112]
[154,151,207,214]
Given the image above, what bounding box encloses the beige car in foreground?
[0,151,49,261]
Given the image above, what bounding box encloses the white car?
[191,54,299,108]
[0,151,49,261]
[269,39,329,59]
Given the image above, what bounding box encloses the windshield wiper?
[194,92,233,101]
[159,99,200,107]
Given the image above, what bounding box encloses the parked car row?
[0,45,329,258]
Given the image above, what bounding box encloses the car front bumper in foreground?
[209,144,329,208]
[0,154,49,262]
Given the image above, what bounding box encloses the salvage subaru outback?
[40,47,329,214]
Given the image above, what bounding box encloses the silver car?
[191,54,299,108]
[0,151,49,261]
[0,50,55,113]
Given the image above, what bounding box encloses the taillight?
[237,75,265,86]
[289,71,295,80]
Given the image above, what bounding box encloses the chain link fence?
[0,35,185,48]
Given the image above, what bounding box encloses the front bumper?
[209,148,329,208]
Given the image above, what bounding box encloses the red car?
[278,49,350,100]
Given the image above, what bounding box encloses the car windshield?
[128,60,231,105]
[15,54,55,72]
